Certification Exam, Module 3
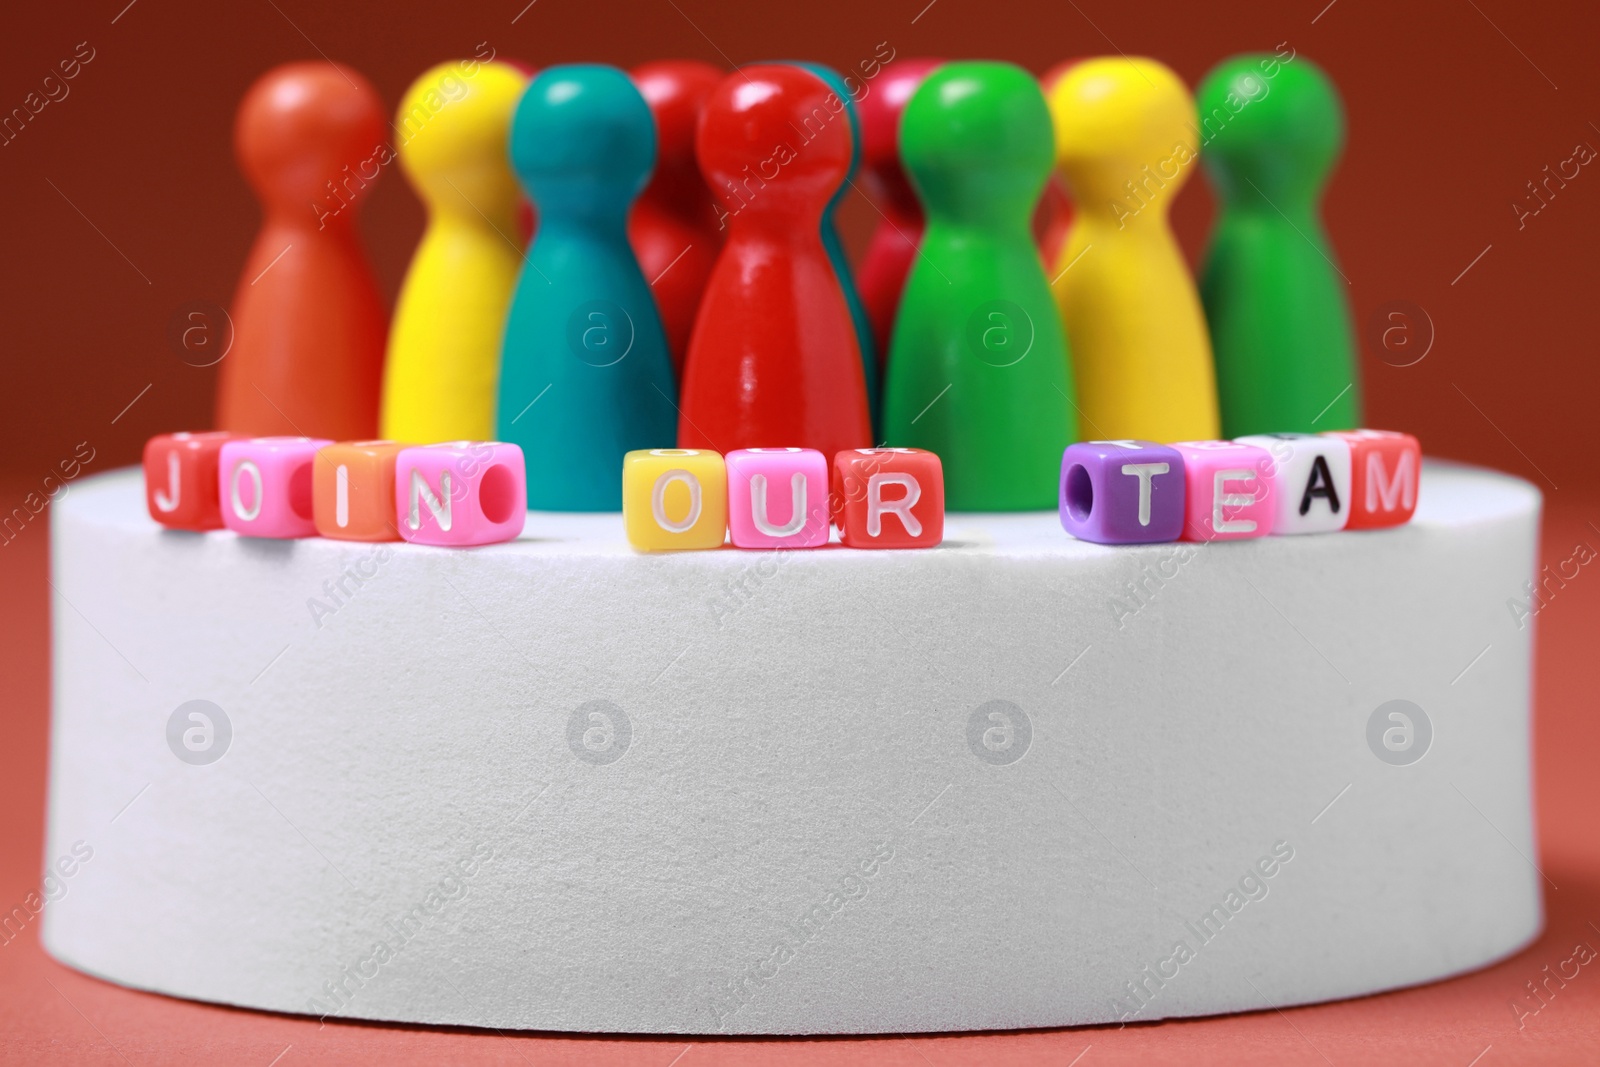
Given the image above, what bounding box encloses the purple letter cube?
[1059,440,1185,544]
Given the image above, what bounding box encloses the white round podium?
[43,461,1541,1034]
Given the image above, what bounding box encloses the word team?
[1060,430,1419,545]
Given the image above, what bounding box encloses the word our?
[624,447,945,551]
[1060,429,1419,545]
[143,432,526,547]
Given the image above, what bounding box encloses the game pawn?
[1031,59,1077,268]
[789,60,880,430]
[380,59,529,443]
[882,61,1076,511]
[856,57,943,362]
[1199,54,1361,436]
[216,61,388,440]
[678,64,872,461]
[628,60,724,375]
[495,65,677,511]
[1049,57,1219,443]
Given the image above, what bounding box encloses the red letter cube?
[1325,430,1421,529]
[143,431,236,531]
[832,448,944,548]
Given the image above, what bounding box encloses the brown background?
[1,0,1597,492]
[4,1,1600,1062]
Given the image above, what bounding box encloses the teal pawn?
[789,61,881,435]
[496,65,677,511]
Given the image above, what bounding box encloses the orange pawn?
[216,61,388,440]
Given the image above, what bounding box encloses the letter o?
[230,460,263,521]
[652,470,702,533]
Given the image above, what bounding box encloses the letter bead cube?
[395,442,527,546]
[218,436,332,538]
[832,448,944,549]
[726,448,830,549]
[1325,430,1421,529]
[314,440,409,542]
[1235,434,1352,535]
[624,449,728,551]
[1058,441,1185,544]
[143,431,236,531]
[1172,440,1275,542]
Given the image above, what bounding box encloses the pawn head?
[1198,55,1344,202]
[235,61,386,216]
[631,60,722,176]
[787,62,861,182]
[396,60,528,216]
[856,57,944,173]
[510,65,656,213]
[900,61,1055,227]
[1050,57,1198,210]
[696,64,853,220]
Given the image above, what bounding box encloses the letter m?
[1367,450,1416,513]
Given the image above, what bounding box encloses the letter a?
[1299,454,1340,516]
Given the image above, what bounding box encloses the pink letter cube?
[395,441,526,546]
[725,448,830,549]
[218,436,331,538]
[1172,440,1276,542]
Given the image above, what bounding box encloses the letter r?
[867,473,920,537]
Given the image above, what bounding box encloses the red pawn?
[628,60,724,375]
[216,61,388,440]
[679,65,871,459]
[1032,59,1081,267]
[856,57,943,364]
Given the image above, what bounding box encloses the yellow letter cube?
[623,449,727,551]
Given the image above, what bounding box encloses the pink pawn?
[395,442,526,546]
[218,436,331,538]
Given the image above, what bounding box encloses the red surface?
[628,59,727,375]
[678,65,872,458]
[214,62,389,442]
[1,480,1596,1063]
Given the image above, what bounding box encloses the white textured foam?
[43,461,1541,1034]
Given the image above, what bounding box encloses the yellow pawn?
[380,60,529,443]
[1048,58,1219,442]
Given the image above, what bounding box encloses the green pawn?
[883,62,1077,511]
[1198,55,1361,436]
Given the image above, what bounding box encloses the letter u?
[750,473,806,537]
